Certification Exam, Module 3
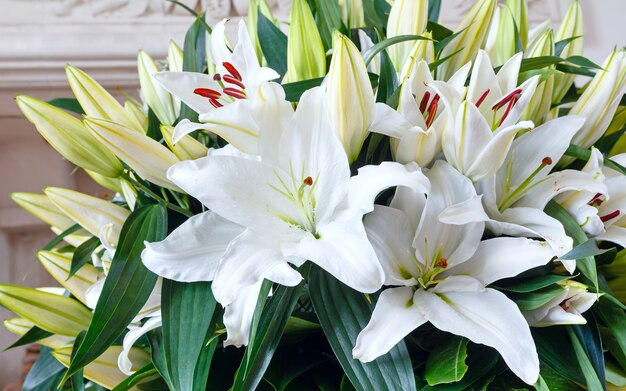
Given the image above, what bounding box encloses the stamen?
[194,88,221,99]
[542,157,553,165]
[209,98,223,108]
[419,91,431,114]
[303,176,313,186]
[498,95,519,127]
[601,210,621,223]
[475,89,490,108]
[497,156,553,211]
[425,94,440,128]
[559,300,570,311]
[213,74,222,81]
[435,257,448,269]
[223,74,246,89]
[223,62,243,81]
[223,87,247,99]
[588,193,604,206]
[492,88,523,111]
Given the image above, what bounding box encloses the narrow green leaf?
[424,336,469,385]
[22,346,65,391]
[426,21,453,41]
[565,144,626,175]
[232,281,304,391]
[62,204,168,381]
[161,280,216,391]
[433,28,466,54]
[70,236,100,278]
[572,315,606,389]
[148,328,173,387]
[556,64,597,78]
[518,56,565,73]
[555,36,582,57]
[560,239,610,261]
[533,328,585,385]
[43,223,81,251]
[363,34,432,66]
[258,12,288,78]
[145,108,163,142]
[494,274,572,293]
[314,0,345,50]
[510,285,566,311]
[566,55,603,70]
[568,326,606,390]
[309,267,416,391]
[4,326,53,351]
[112,363,159,391]
[47,98,85,115]
[179,14,207,123]
[428,0,442,22]
[70,331,86,391]
[376,49,398,103]
[596,302,626,371]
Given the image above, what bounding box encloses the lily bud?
[53,345,151,389]
[161,125,208,161]
[11,192,76,229]
[339,0,365,29]
[285,0,326,82]
[120,178,138,211]
[523,280,596,327]
[65,65,144,132]
[0,284,92,336]
[124,100,148,133]
[84,118,182,191]
[167,40,184,72]
[609,108,626,155]
[521,29,555,124]
[45,187,130,244]
[552,0,583,103]
[326,32,376,163]
[138,50,177,126]
[492,0,528,66]
[37,250,100,305]
[247,0,277,63]
[440,0,497,80]
[570,49,626,148]
[398,31,435,84]
[16,95,123,178]
[4,318,73,349]
[386,0,428,71]
[85,170,124,194]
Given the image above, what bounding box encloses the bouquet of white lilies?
[4,0,626,389]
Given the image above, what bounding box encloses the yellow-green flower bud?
[167,40,184,73]
[11,192,76,229]
[4,318,73,349]
[553,0,583,103]
[285,0,326,82]
[124,100,148,133]
[85,170,124,194]
[247,0,278,63]
[398,31,435,84]
[493,0,527,66]
[161,125,208,161]
[340,0,365,29]
[0,284,92,336]
[138,50,177,126]
[386,0,428,71]
[521,29,555,124]
[84,118,182,191]
[16,95,123,178]
[37,250,100,305]
[440,0,497,80]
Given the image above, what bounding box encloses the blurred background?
[0,0,624,387]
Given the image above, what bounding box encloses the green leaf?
[426,21,453,42]
[62,204,168,382]
[309,267,416,391]
[22,346,65,391]
[149,328,173,387]
[555,36,582,57]
[363,34,433,66]
[43,223,81,251]
[568,326,606,390]
[179,14,208,123]
[376,49,398,103]
[70,331,86,391]
[146,108,163,142]
[596,302,626,371]
[572,315,606,389]
[565,143,626,175]
[232,280,305,391]
[566,55,603,70]
[556,64,597,78]
[533,328,585,385]
[314,0,345,50]
[433,28,466,54]
[510,285,565,311]
[518,56,565,73]
[560,239,610,262]
[161,280,216,391]
[428,0,441,22]
[424,336,469,385]
[494,274,572,293]
[545,200,599,292]
[283,73,379,102]
[47,98,85,115]
[70,236,100,278]
[258,12,288,78]
[112,363,160,391]
[4,326,53,351]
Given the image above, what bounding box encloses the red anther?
[492,88,523,111]
[222,62,242,81]
[542,157,553,165]
[475,89,490,108]
[303,176,313,186]
[194,88,221,99]
[209,98,223,108]
[213,74,222,81]
[559,301,570,311]
[588,193,604,206]
[425,102,438,128]
[498,95,519,127]
[601,210,621,223]
[223,87,247,99]
[419,91,431,114]
[435,257,448,269]
[223,74,246,89]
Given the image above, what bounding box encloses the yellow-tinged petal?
[124,100,148,133]
[85,169,124,194]
[120,178,138,211]
[53,345,151,389]
[138,50,177,126]
[285,0,326,82]
[553,0,583,103]
[386,0,428,70]
[521,28,555,124]
[4,318,73,349]
[0,284,92,336]
[339,0,365,29]
[161,125,208,161]
[16,95,123,178]
[37,250,100,305]
[398,31,434,84]
[11,192,75,229]
[45,187,130,242]
[167,40,184,72]
[66,65,144,133]
[84,118,182,191]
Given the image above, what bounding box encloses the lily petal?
[154,72,218,114]
[223,281,263,347]
[119,316,162,375]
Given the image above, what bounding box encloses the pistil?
[498,156,553,211]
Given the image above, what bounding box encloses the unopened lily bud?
[326,32,375,163]
[492,0,527,66]
[0,284,92,336]
[11,192,75,229]
[161,125,208,161]
[506,0,528,48]
[440,0,497,80]
[45,187,130,245]
[4,318,73,349]
[53,345,151,389]
[84,118,182,191]
[339,0,365,29]
[570,49,626,148]
[285,0,326,82]
[386,0,428,71]
[37,250,100,305]
[523,280,596,327]
[120,178,138,211]
[85,170,124,194]
[521,29,555,124]
[167,40,184,72]
[552,0,583,103]
[138,50,177,126]
[398,31,435,84]
[65,65,144,132]
[16,95,123,178]
[124,100,148,133]
[247,0,277,63]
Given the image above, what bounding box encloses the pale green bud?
[11,192,76,230]
[85,170,124,194]
[167,40,184,72]
[161,125,209,161]
[247,0,278,63]
[124,100,148,133]
[4,318,73,349]
[493,0,527,66]
[37,250,100,305]
[398,31,435,84]
[285,0,326,82]
[339,0,365,29]
[120,178,138,211]
[553,0,583,103]
[16,95,123,178]
[386,0,428,71]
[138,50,177,126]
[521,29,555,124]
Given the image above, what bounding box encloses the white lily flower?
[353,161,551,385]
[593,154,626,247]
[143,87,429,346]
[154,19,281,154]
[523,280,596,327]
